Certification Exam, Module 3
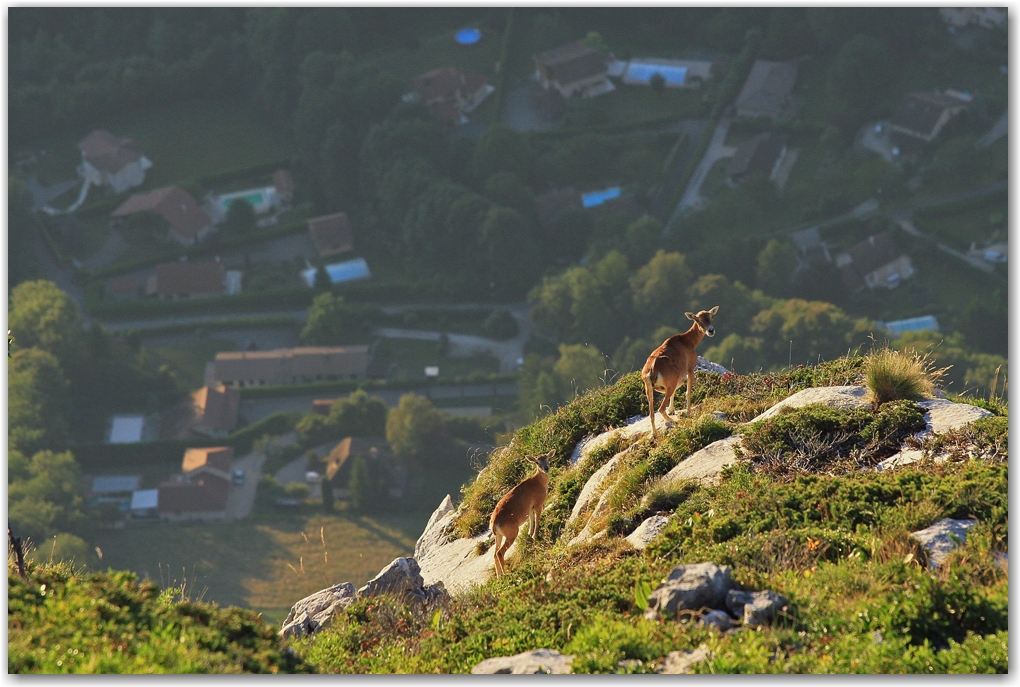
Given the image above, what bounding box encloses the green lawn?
[92,510,429,622]
[24,98,293,188]
[914,196,1007,253]
[142,338,239,391]
[363,24,504,91]
[372,337,501,380]
[559,84,708,130]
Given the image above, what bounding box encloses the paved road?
[648,119,710,220]
[976,109,1007,148]
[224,450,268,521]
[671,116,736,221]
[886,179,1008,221]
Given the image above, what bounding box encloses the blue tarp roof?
[582,186,621,208]
[455,28,481,45]
[303,257,372,287]
[882,315,940,336]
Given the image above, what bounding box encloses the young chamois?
[489,453,551,578]
[641,306,719,441]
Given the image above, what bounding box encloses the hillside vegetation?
[11,354,1005,673]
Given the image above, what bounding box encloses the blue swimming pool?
[582,186,621,208]
[302,257,372,287]
[455,28,481,45]
[625,62,688,86]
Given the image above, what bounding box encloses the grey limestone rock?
[698,609,736,632]
[278,582,357,639]
[656,646,712,674]
[471,649,574,674]
[357,556,424,599]
[726,589,788,627]
[625,514,671,550]
[644,562,734,620]
[910,518,980,568]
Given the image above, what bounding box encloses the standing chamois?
[641,306,719,441]
[489,453,551,578]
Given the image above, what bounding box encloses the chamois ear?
[709,305,719,315]
[685,311,696,321]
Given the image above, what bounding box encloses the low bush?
[8,561,312,673]
[738,401,927,478]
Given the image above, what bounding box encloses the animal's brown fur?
[641,306,719,441]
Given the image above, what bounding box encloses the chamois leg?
[644,376,659,440]
[685,370,694,416]
[659,381,677,424]
[492,531,506,577]
[495,526,518,577]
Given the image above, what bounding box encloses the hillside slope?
[9,355,1008,673]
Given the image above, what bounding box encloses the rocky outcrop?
[471,649,574,674]
[567,455,624,525]
[643,562,788,632]
[644,563,733,620]
[916,399,992,436]
[659,435,741,487]
[279,558,448,639]
[416,496,498,596]
[726,589,788,627]
[656,646,712,674]
[911,518,980,568]
[749,385,871,423]
[278,583,357,639]
[625,515,671,550]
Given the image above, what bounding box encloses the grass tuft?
[863,348,944,409]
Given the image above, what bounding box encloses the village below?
[7,8,1009,674]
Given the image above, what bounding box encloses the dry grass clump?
[863,348,945,409]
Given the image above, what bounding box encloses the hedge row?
[71,410,302,470]
[488,8,516,125]
[90,286,315,321]
[237,373,519,400]
[125,315,301,339]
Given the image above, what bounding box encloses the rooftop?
[308,212,354,258]
[112,186,211,240]
[79,129,145,173]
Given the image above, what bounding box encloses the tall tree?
[8,280,83,371]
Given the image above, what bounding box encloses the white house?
[78,130,152,194]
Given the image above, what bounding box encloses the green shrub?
[739,402,927,478]
[480,309,519,340]
[8,562,311,673]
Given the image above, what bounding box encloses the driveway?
[501,79,558,132]
[224,450,268,521]
[670,116,736,221]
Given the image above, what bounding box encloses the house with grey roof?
[735,60,798,119]
[533,41,613,99]
[727,132,791,187]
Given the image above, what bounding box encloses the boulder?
[567,475,621,547]
[567,454,623,526]
[656,646,712,674]
[749,386,871,424]
[910,518,980,568]
[278,582,357,639]
[696,356,729,375]
[625,515,671,550]
[917,399,992,436]
[357,557,423,599]
[659,435,741,487]
[726,589,788,627]
[416,496,499,596]
[414,494,455,561]
[644,562,734,620]
[471,649,574,674]
[698,609,736,632]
